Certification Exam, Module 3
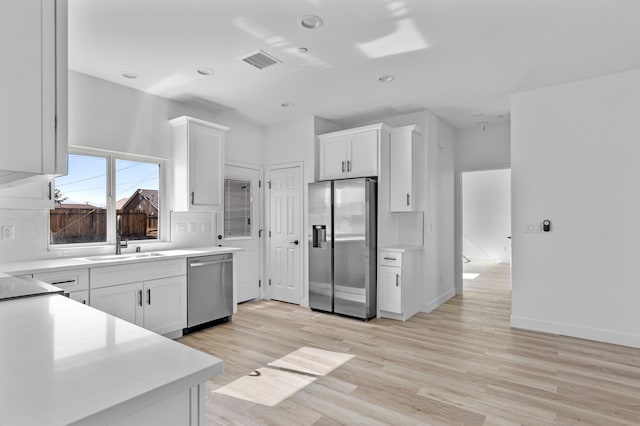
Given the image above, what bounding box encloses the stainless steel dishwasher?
[185,253,233,332]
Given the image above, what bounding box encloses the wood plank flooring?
[178,261,640,425]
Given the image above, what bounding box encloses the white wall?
[511,68,640,348]
[456,122,510,171]
[70,72,264,164]
[462,169,511,263]
[0,72,264,262]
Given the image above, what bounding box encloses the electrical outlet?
[189,223,196,233]
[2,226,15,240]
[177,223,187,233]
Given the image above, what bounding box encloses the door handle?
[396,274,399,286]
[347,160,351,172]
[342,161,345,173]
[147,288,151,305]
[191,192,195,205]
[290,240,299,245]
[138,290,143,307]
[407,193,410,206]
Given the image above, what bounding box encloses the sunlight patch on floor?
[214,346,353,407]
[463,273,480,280]
[268,346,354,376]
[214,367,316,407]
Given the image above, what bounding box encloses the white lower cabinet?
[90,260,187,336]
[379,266,402,314]
[378,248,421,321]
[68,290,89,305]
[91,282,144,327]
[90,276,186,335]
[144,276,187,335]
[34,268,90,305]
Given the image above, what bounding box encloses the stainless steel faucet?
[115,215,128,255]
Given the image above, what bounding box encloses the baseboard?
[511,315,640,349]
[420,288,456,313]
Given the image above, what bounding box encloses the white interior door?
[268,165,302,304]
[220,164,262,303]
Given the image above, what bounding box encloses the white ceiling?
[68,0,640,129]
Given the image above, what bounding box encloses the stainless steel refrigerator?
[308,178,377,320]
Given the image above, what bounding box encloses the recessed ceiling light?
[300,15,324,29]
[378,74,395,83]
[121,71,137,79]
[281,102,294,108]
[197,67,215,76]
[298,47,309,54]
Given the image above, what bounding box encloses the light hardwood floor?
[179,261,640,425]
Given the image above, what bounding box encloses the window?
[224,178,252,238]
[50,150,162,245]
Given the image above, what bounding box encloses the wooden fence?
[50,209,157,244]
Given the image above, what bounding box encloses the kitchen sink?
[76,252,168,262]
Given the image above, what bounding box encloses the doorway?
[267,163,303,304]
[219,163,262,303]
[456,168,511,294]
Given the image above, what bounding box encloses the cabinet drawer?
[90,259,186,289]
[379,251,402,267]
[34,268,89,292]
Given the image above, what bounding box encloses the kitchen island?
[0,293,222,425]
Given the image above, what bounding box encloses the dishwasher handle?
[189,259,231,268]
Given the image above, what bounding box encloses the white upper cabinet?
[169,116,229,211]
[0,0,67,186]
[317,124,388,181]
[389,125,422,212]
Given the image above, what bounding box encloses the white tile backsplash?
[170,211,216,248]
[0,209,219,264]
[0,209,50,262]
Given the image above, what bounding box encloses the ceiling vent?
[241,50,282,70]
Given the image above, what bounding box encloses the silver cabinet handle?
[147,288,151,305]
[407,193,410,206]
[138,290,143,307]
[347,160,351,172]
[396,274,399,287]
[51,279,76,285]
[383,257,397,261]
[342,161,345,172]
[48,182,52,200]
[189,259,231,268]
[191,192,195,205]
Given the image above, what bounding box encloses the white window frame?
[49,146,168,249]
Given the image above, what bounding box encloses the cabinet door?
[189,122,224,207]
[379,265,402,313]
[319,136,348,180]
[90,282,144,327]
[69,290,89,305]
[0,179,53,209]
[390,131,412,211]
[348,130,378,178]
[0,0,65,179]
[143,276,187,335]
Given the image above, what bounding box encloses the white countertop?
[0,246,241,275]
[0,294,223,425]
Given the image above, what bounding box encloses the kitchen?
[2,1,640,425]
